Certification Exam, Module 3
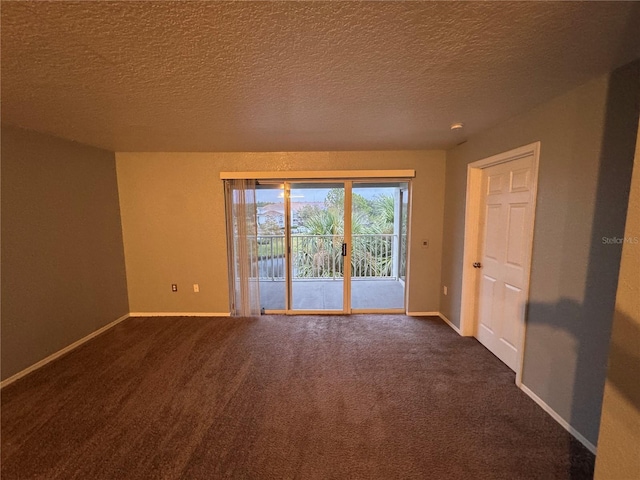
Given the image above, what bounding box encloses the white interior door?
[475,155,535,371]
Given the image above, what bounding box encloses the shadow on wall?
[524,60,639,457]
[524,302,640,479]
[522,305,640,480]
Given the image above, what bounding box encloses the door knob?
[473,262,482,268]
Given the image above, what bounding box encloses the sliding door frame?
[349,179,411,315]
[225,170,415,315]
[284,180,352,315]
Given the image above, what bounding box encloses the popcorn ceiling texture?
[1,1,639,152]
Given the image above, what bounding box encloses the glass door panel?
[256,183,287,311]
[351,182,408,310]
[289,183,345,311]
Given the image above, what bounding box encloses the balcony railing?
[257,234,399,280]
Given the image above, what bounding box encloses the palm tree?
[295,208,346,278]
[371,194,395,234]
[294,191,395,278]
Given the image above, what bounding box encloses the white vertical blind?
[225,179,261,317]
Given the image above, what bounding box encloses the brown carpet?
[1,315,594,479]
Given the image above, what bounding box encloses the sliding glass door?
[350,182,409,311]
[255,180,409,314]
[289,183,348,312]
[256,184,287,311]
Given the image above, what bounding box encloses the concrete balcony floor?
[259,279,405,311]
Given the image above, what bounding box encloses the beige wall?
[116,151,446,314]
[441,61,639,446]
[595,122,640,479]
[1,125,130,380]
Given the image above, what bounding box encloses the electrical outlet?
[171,284,178,292]
[193,284,199,293]
[443,286,448,295]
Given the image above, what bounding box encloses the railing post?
[269,237,273,280]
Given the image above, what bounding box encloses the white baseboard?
[406,312,463,336]
[0,313,130,389]
[129,312,231,317]
[437,312,462,335]
[520,384,597,454]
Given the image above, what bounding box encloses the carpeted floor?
[1,315,594,479]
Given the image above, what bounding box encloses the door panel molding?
[459,142,540,385]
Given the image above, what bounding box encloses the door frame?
[247,175,414,315]
[459,142,540,385]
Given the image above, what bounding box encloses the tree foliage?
[293,189,398,278]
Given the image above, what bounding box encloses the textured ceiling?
[2,1,639,152]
